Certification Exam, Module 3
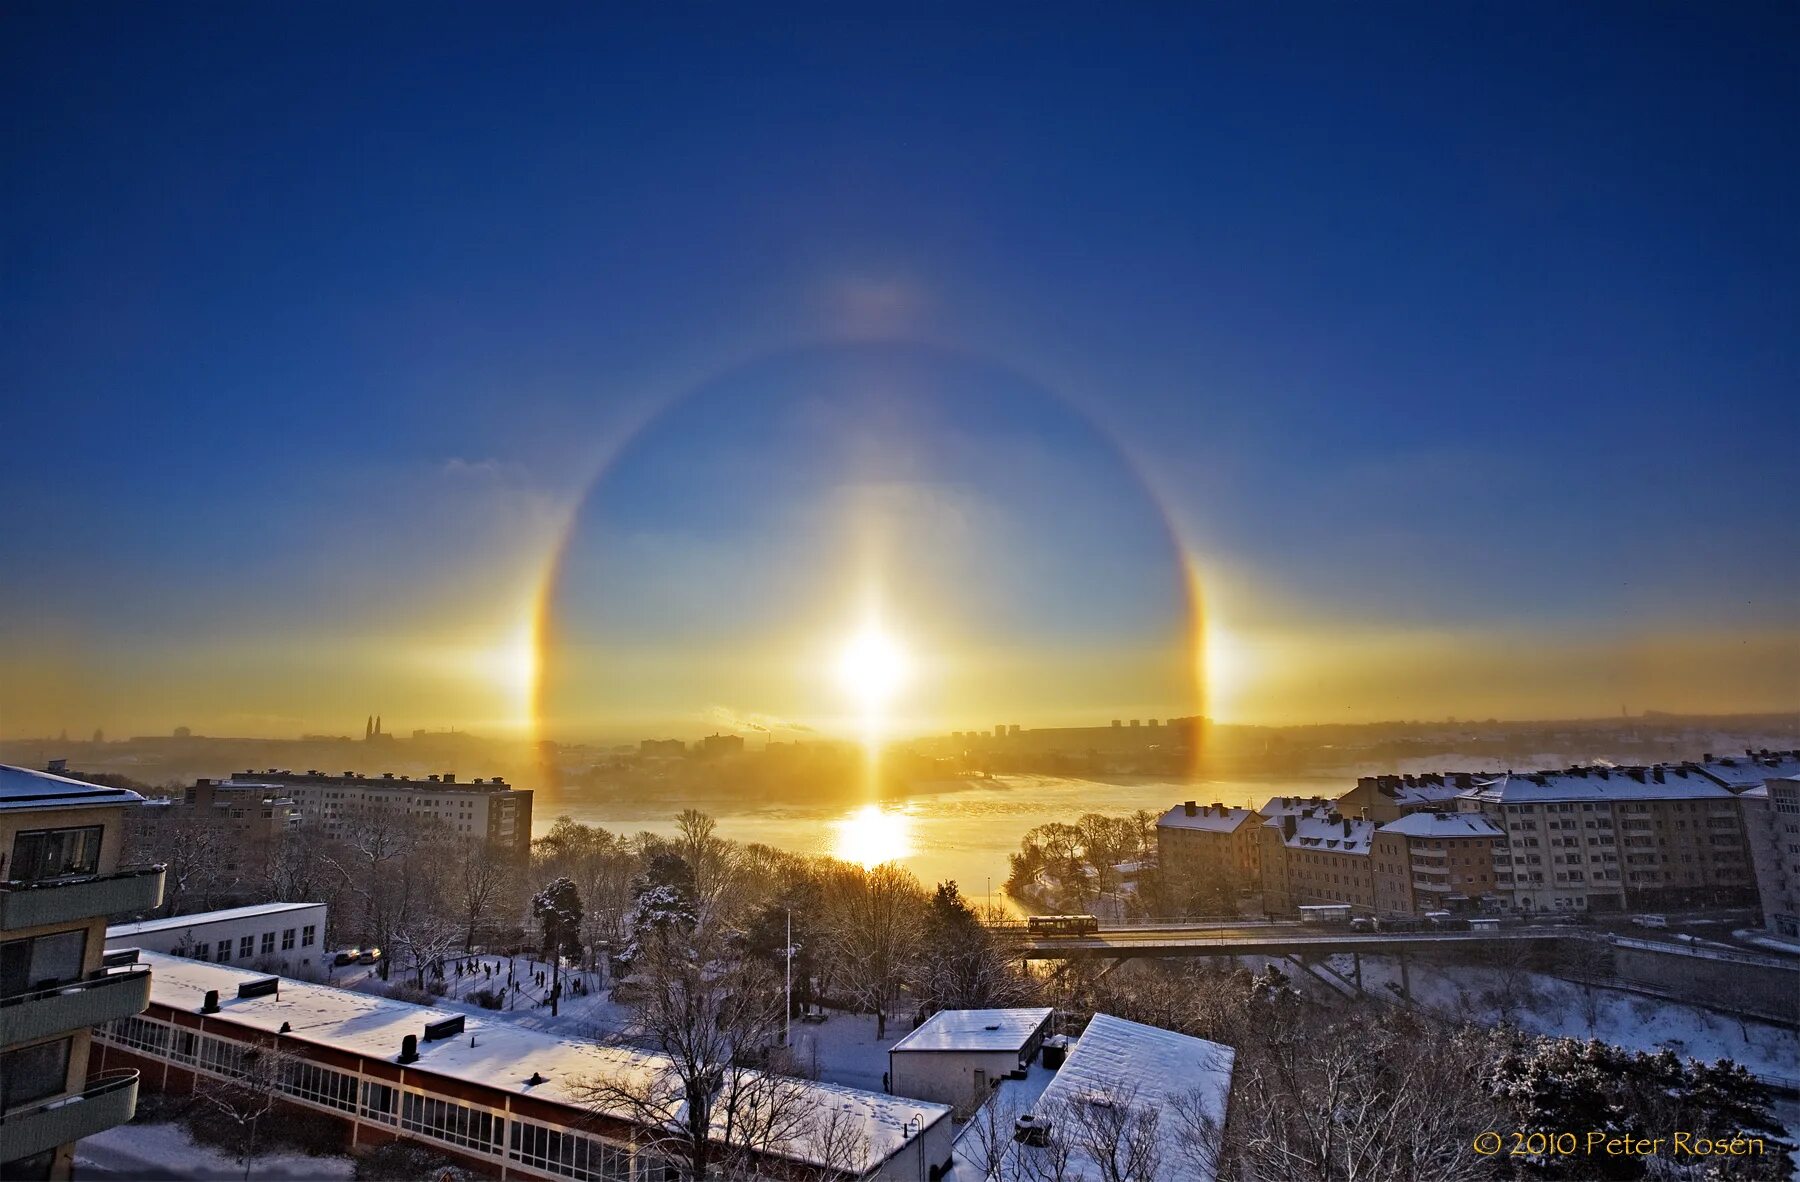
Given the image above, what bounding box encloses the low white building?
[106,902,327,975]
[888,1007,1054,1109]
[1028,1013,1234,1182]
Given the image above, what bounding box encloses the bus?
[1028,914,1101,936]
[1297,904,1353,925]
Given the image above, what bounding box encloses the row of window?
[99,1016,675,1182]
[187,925,316,964]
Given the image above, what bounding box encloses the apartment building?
[1457,765,1752,913]
[1742,777,1800,940]
[1258,807,1377,913]
[1336,772,1490,825]
[220,770,532,859]
[1370,811,1505,916]
[1,764,163,1180]
[1156,801,1262,894]
[1695,750,1800,793]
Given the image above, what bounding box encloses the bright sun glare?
[835,624,911,711]
[831,803,913,868]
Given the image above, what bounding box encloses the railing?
[0,964,152,1046]
[0,865,165,929]
[0,1070,138,1163]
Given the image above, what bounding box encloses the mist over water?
[536,773,1344,901]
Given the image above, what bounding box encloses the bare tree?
[1061,1084,1162,1182]
[455,836,516,952]
[572,918,791,1180]
[822,862,922,1039]
[199,1040,301,1182]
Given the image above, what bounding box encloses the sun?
[836,624,911,711]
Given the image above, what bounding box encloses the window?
[400,1091,502,1152]
[509,1119,632,1182]
[283,1059,357,1113]
[361,1081,398,1125]
[282,929,296,951]
[195,941,211,960]
[239,936,254,958]
[8,826,104,881]
[1,1037,71,1107]
[217,942,232,963]
[302,925,316,947]
[107,1016,170,1057]
[261,932,276,956]
[0,928,86,996]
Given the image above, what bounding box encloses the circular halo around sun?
[535,341,1199,752]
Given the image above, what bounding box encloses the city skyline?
[4,6,1796,741]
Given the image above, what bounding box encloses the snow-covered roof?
[1377,812,1504,839]
[1033,1013,1234,1182]
[1391,782,1468,807]
[1257,795,1337,818]
[1156,804,1256,834]
[0,764,145,813]
[1264,809,1375,854]
[107,902,324,939]
[891,1008,1053,1054]
[1694,752,1800,790]
[1461,765,1733,805]
[129,951,949,1170]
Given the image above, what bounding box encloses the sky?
[2,3,1796,741]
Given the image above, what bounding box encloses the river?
[535,773,1346,903]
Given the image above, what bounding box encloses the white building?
[106,902,326,975]
[97,951,953,1181]
[1009,1013,1235,1182]
[888,1007,1054,1109]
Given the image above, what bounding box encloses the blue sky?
[3,4,1795,736]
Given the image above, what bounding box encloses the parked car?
[1631,914,1669,929]
[356,947,383,964]
[332,948,362,966]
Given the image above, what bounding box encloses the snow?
[130,951,950,1171]
[0,763,144,811]
[1461,766,1734,804]
[1315,953,1800,1085]
[76,1121,354,1180]
[1256,795,1336,818]
[1265,808,1376,854]
[1036,1014,1234,1182]
[108,902,325,938]
[1156,804,1256,834]
[1377,812,1504,839]
[890,1008,1053,1054]
[1694,752,1800,790]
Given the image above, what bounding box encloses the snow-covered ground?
[76,1121,353,1180]
[1316,953,1800,1083]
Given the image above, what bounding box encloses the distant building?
[1156,802,1261,895]
[218,770,531,860]
[695,733,744,759]
[130,780,302,880]
[888,1007,1053,1109]
[1258,807,1376,913]
[1457,765,1753,913]
[1336,773,1488,825]
[638,738,686,756]
[1695,750,1800,793]
[1,764,162,1181]
[106,902,327,976]
[1742,777,1800,939]
[1371,812,1505,916]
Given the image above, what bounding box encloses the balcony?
[0,1070,137,1163]
[0,866,164,931]
[0,965,151,1046]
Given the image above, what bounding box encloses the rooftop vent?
[238,977,280,1000]
[1014,1113,1052,1147]
[399,1034,419,1065]
[424,1015,465,1042]
[201,989,221,1014]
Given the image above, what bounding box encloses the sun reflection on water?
[831,803,914,868]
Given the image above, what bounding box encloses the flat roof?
[1462,766,1733,804]
[890,1008,1054,1054]
[1036,1013,1235,1182]
[0,764,145,813]
[107,902,325,938]
[1156,805,1255,834]
[1378,812,1504,839]
[129,952,948,1170]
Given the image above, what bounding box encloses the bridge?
[994,920,1572,960]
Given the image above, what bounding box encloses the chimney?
[1343,818,1352,836]
[1212,801,1224,813]
[442,772,455,783]
[1184,801,1197,817]
[1282,816,1297,839]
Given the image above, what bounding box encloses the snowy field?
[76,1122,353,1180]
